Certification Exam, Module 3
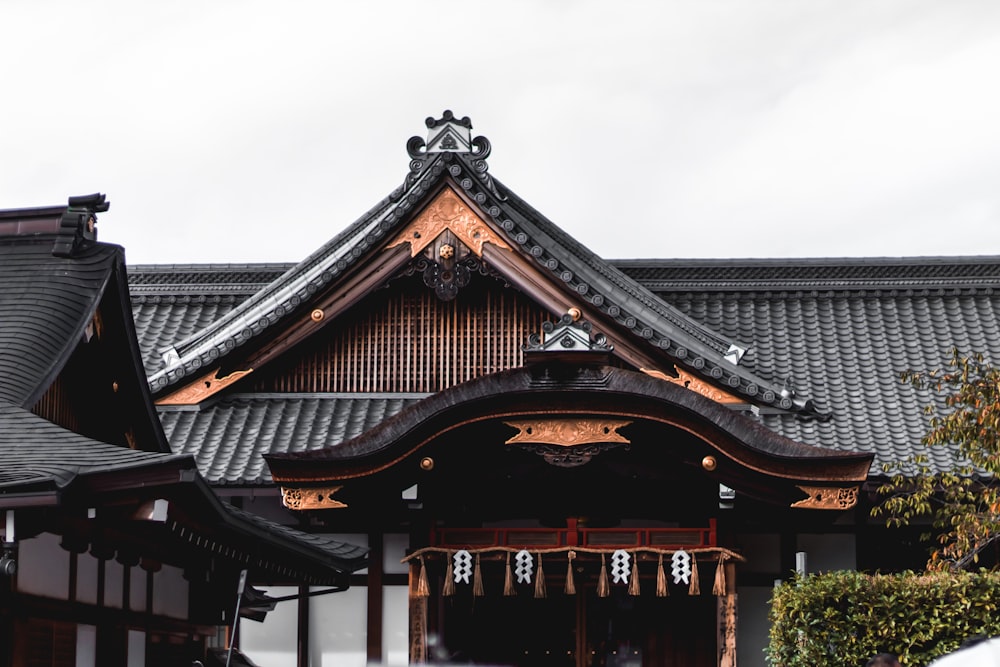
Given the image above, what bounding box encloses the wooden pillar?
[408,561,427,664]
[716,561,738,667]
[367,533,384,664]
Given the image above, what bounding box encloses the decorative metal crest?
[281,486,347,510]
[505,418,632,468]
[405,111,498,196]
[791,485,859,510]
[524,314,613,355]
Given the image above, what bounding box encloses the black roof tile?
[0,237,119,406]
[159,394,425,484]
[129,255,1000,477]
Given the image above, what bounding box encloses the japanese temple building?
[0,196,367,667]
[117,112,1000,667]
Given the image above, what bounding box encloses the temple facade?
[125,112,1000,667]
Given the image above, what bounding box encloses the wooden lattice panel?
[30,375,82,433]
[256,277,550,394]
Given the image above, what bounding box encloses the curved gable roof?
[265,365,872,506]
[148,113,818,415]
[0,236,119,407]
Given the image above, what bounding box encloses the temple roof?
[144,112,809,414]
[160,394,424,484]
[129,254,1000,481]
[0,199,367,583]
[264,365,874,501]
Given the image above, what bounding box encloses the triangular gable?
[0,195,170,453]
[149,113,818,417]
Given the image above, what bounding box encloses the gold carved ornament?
[156,368,253,406]
[791,485,859,510]
[504,419,632,447]
[280,486,347,510]
[387,187,511,258]
[641,367,742,405]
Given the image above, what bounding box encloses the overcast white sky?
[3,1,999,264]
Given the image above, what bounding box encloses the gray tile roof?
[132,256,1000,480]
[625,257,1000,473]
[159,394,425,484]
[129,263,292,373]
[0,237,119,407]
[0,398,183,490]
[141,133,803,412]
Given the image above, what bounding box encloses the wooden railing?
[431,518,716,550]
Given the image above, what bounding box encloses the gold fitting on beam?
[311,309,325,322]
[420,457,435,471]
[567,307,582,321]
[701,456,717,471]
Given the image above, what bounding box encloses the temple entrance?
[439,588,717,667]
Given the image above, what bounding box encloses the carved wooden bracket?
[388,187,511,258]
[641,367,742,405]
[505,418,632,447]
[156,368,253,406]
[281,486,347,510]
[791,485,859,510]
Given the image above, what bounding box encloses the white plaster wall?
[127,630,145,667]
[383,534,409,575]
[310,586,367,667]
[16,532,69,598]
[76,624,97,667]
[240,585,297,667]
[796,533,857,573]
[104,559,123,609]
[77,552,98,604]
[152,564,189,618]
[382,585,409,666]
[129,566,147,612]
[736,586,775,667]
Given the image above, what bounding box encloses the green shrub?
[767,570,1000,666]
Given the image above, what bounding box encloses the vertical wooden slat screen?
[255,277,550,394]
[30,375,82,433]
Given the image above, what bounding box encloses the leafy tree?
[873,351,1000,571]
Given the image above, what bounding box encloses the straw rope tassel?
[597,553,610,598]
[442,551,455,597]
[713,554,727,596]
[473,554,485,597]
[628,552,641,596]
[504,552,515,596]
[688,555,701,595]
[417,556,430,598]
[564,551,576,595]
[656,553,668,597]
[534,553,547,598]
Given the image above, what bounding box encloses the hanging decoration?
[688,556,701,595]
[564,551,576,595]
[534,553,547,598]
[671,550,692,585]
[597,553,610,598]
[713,554,727,596]
[401,546,742,599]
[416,555,430,598]
[503,552,515,596]
[656,553,668,597]
[514,549,534,584]
[628,552,641,596]
[473,554,485,597]
[442,551,455,596]
[611,549,631,584]
[453,550,472,584]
